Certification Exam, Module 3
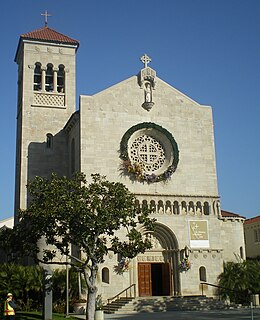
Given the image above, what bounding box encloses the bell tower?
[14,24,79,219]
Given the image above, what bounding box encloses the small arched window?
[204,202,210,215]
[165,200,172,214]
[196,202,203,214]
[142,200,148,210]
[34,62,42,91]
[45,64,54,92]
[158,200,164,214]
[46,133,53,149]
[173,201,179,215]
[199,266,207,282]
[71,138,75,174]
[102,267,109,284]
[150,200,156,213]
[57,65,65,93]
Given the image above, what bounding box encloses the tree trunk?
[86,287,97,320]
[84,265,98,320]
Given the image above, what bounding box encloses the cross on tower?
[41,10,51,27]
[140,54,151,68]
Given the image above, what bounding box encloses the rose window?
[129,135,166,173]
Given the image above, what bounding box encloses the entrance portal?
[138,263,171,297]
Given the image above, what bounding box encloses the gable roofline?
[21,26,79,46]
[221,210,246,220]
[244,215,260,225]
[15,26,79,62]
[91,75,210,109]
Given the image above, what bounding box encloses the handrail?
[107,284,136,312]
[200,282,241,297]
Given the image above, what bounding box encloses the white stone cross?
[41,10,51,27]
[140,54,151,68]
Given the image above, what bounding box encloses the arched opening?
[102,267,109,284]
[204,202,210,215]
[188,201,194,214]
[138,223,180,297]
[150,200,156,213]
[173,201,179,215]
[158,200,164,214]
[142,200,148,210]
[196,202,202,214]
[34,62,42,91]
[46,133,53,149]
[199,266,207,282]
[181,201,187,214]
[45,63,54,92]
[165,200,172,214]
[57,64,65,93]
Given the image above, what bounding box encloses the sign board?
[189,220,209,248]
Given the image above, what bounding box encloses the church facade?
[14,25,245,299]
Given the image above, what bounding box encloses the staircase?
[104,296,234,314]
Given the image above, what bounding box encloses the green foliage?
[218,260,260,304]
[52,267,87,313]
[16,173,155,264]
[0,264,43,313]
[13,172,155,320]
[0,264,87,314]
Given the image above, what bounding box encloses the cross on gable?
[41,10,51,27]
[140,54,151,68]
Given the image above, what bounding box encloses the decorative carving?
[129,134,166,173]
[137,255,163,262]
[140,54,151,68]
[120,122,179,183]
[138,54,156,111]
[33,92,65,107]
[146,233,163,250]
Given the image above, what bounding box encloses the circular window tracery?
[129,135,165,173]
[120,122,179,183]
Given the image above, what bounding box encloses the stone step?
[104,296,234,314]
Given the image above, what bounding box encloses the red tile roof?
[21,27,79,47]
[244,215,260,225]
[221,210,245,219]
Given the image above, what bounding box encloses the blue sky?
[0,0,259,220]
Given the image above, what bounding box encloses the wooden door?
[138,263,152,296]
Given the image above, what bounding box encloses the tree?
[15,173,155,320]
[218,260,260,304]
[0,264,43,312]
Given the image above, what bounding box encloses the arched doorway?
[137,223,180,296]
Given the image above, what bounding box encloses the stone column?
[178,203,182,215]
[53,68,58,92]
[41,67,46,92]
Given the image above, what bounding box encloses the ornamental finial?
[41,10,51,27]
[140,54,151,68]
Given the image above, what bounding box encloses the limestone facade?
[14,26,245,299]
[244,216,260,258]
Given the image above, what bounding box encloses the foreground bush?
[218,260,260,304]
